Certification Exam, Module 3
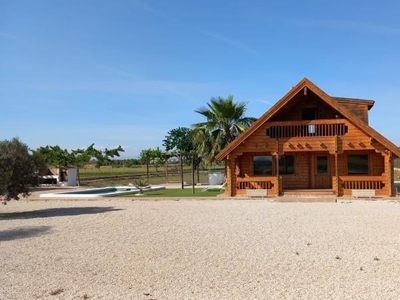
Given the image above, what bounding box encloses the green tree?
[163,127,200,189]
[35,144,124,185]
[139,147,164,181]
[34,145,73,167]
[0,138,46,201]
[192,95,256,164]
[163,127,194,155]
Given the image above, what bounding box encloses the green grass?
[122,188,223,198]
[83,173,212,187]
[80,166,189,178]
[79,164,225,178]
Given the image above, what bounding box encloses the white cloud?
[200,30,265,60]
[130,1,264,60]
[256,99,274,106]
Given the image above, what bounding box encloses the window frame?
[253,155,273,175]
[347,154,369,175]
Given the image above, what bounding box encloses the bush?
[0,138,46,201]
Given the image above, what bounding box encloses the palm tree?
[192,95,256,164]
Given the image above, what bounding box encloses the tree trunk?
[165,157,169,183]
[180,153,184,189]
[192,155,195,194]
[146,157,150,182]
[77,167,81,186]
[197,162,200,184]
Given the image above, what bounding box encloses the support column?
[276,153,280,196]
[385,151,394,196]
[275,138,281,196]
[226,155,236,197]
[334,135,340,196]
[335,152,339,196]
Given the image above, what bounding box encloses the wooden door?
[314,155,331,189]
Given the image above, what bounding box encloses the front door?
[313,154,331,189]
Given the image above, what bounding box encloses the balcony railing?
[266,119,348,138]
[339,176,385,190]
[236,176,277,195]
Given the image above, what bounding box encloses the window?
[253,156,273,175]
[279,155,294,174]
[348,155,368,174]
[317,156,328,174]
[302,107,317,120]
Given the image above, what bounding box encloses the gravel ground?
[1,199,400,300]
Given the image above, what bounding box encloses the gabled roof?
[216,77,400,160]
[332,97,375,110]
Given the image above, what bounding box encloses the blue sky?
[1,0,399,157]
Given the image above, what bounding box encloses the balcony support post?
[275,139,281,196]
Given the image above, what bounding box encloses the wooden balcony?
[266,119,348,138]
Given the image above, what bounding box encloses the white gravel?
[1,199,400,300]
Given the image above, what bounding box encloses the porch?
[234,175,387,197]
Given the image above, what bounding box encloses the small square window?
[348,155,368,174]
[253,156,272,175]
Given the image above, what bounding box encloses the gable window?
[253,156,273,175]
[279,155,294,174]
[348,155,369,174]
[302,107,317,120]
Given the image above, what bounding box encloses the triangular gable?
[216,78,400,160]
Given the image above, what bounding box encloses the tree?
[35,144,124,185]
[163,127,197,188]
[139,148,164,181]
[0,138,46,201]
[33,145,72,167]
[192,95,256,164]
[163,127,194,156]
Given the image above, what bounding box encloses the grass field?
[80,165,224,177]
[79,165,189,178]
[84,172,212,187]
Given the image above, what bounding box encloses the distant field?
[78,164,225,188]
[79,165,191,178]
[85,173,212,187]
[80,165,224,178]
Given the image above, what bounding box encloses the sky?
[1,0,400,158]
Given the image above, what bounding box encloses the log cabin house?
[216,78,400,198]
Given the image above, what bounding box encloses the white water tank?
[209,172,225,185]
[67,168,77,186]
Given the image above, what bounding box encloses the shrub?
[0,138,46,201]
